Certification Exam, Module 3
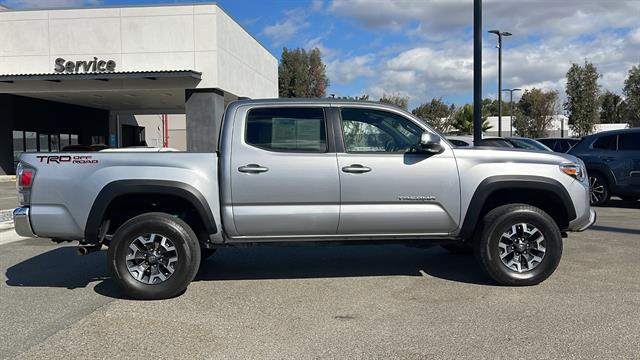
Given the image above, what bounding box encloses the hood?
[451,147,584,166]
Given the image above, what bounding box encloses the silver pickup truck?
[14,99,595,299]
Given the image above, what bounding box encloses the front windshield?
[510,138,552,151]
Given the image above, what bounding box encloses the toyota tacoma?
[14,99,596,299]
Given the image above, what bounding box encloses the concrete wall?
[131,113,187,150]
[0,4,278,98]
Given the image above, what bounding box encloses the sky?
[2,0,640,109]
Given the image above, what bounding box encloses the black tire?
[589,173,610,206]
[107,212,201,300]
[620,196,639,202]
[441,243,473,255]
[474,204,562,286]
[200,248,217,261]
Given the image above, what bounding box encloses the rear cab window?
[245,107,327,152]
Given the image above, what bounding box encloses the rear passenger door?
[617,132,640,187]
[335,107,460,235]
[229,106,340,237]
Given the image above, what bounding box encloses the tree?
[452,104,492,135]
[411,98,456,133]
[482,98,512,116]
[337,94,370,100]
[514,88,559,138]
[623,64,640,127]
[564,60,601,136]
[278,47,328,98]
[379,93,409,110]
[599,90,627,124]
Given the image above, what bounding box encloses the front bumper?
[13,207,36,238]
[569,208,597,232]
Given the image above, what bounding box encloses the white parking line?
[0,221,29,245]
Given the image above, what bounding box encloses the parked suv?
[568,128,640,205]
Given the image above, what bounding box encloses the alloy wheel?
[589,176,606,204]
[126,233,178,285]
[498,223,546,273]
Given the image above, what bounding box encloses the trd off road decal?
[36,155,99,165]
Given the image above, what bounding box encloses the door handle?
[238,164,269,174]
[342,164,371,173]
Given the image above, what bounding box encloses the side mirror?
[420,132,444,154]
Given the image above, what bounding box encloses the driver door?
[335,107,460,235]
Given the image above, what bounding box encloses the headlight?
[560,163,586,182]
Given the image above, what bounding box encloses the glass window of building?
[39,134,50,152]
[50,135,60,152]
[25,131,37,152]
[60,134,71,149]
[12,130,24,168]
[70,134,79,145]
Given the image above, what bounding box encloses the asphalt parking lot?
[1,201,639,359]
[0,180,18,213]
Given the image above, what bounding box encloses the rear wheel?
[589,173,610,206]
[475,204,562,286]
[107,212,201,300]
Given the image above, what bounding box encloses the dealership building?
[0,3,278,174]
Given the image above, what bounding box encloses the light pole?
[489,30,512,137]
[473,0,483,146]
[502,88,521,136]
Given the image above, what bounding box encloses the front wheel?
[107,212,201,300]
[589,173,610,206]
[475,204,562,286]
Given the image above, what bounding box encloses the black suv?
[568,128,640,205]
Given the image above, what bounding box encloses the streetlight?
[488,30,512,137]
[473,0,483,146]
[502,88,521,136]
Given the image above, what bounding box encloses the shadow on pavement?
[5,247,109,289]
[589,225,640,236]
[194,245,493,285]
[600,199,640,209]
[6,244,494,300]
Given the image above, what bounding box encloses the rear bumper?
[569,208,596,232]
[13,207,36,238]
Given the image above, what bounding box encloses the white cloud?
[630,28,640,45]
[327,54,375,84]
[326,0,640,105]
[329,0,640,39]
[261,9,309,47]
[362,27,639,105]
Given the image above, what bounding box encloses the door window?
[618,133,640,151]
[340,108,423,153]
[246,107,327,152]
[592,135,617,150]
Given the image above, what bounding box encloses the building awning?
[0,70,203,113]
[0,70,201,83]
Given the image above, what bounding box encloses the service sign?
[54,57,116,73]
